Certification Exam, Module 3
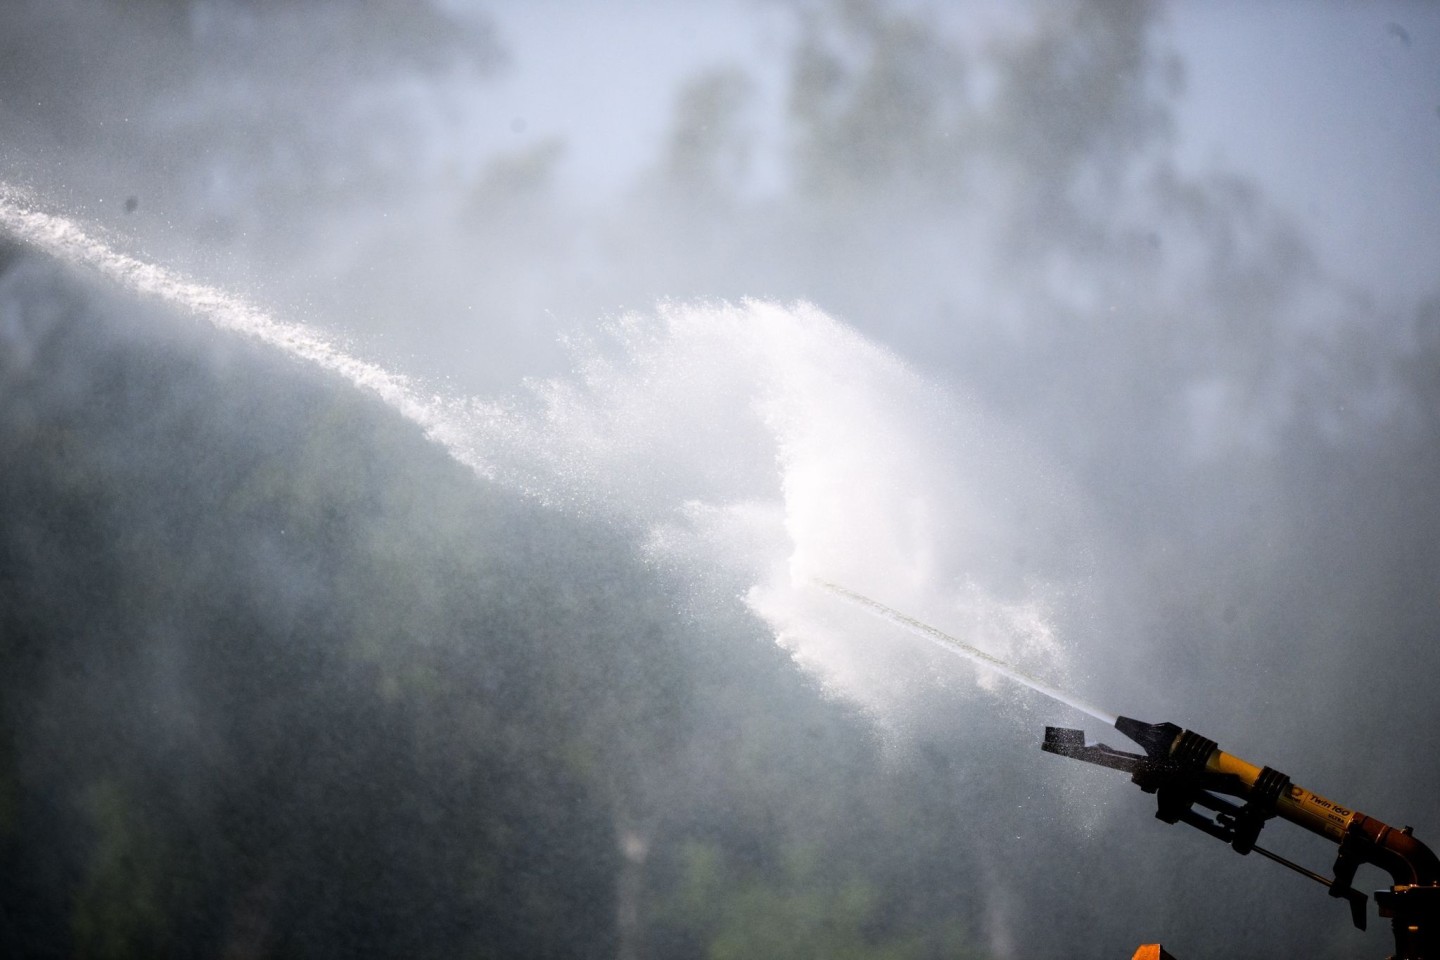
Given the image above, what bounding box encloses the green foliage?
[0,265,653,958]
[71,779,176,960]
[0,246,1004,957]
[662,839,981,960]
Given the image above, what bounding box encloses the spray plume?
[2,187,1101,730]
[0,185,490,474]
[815,579,1119,727]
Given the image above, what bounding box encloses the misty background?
[2,1,1439,958]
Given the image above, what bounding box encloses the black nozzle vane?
[1042,725,1151,776]
[1043,727,1086,752]
[1115,717,1184,761]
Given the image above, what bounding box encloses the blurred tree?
[0,0,504,270]
[663,69,757,207]
[0,249,690,959]
[785,0,971,205]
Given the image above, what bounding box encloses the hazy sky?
[1168,1,1440,308]
[454,0,793,197]
[464,0,1440,307]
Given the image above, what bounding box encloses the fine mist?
[468,298,1100,730]
[4,2,1439,959]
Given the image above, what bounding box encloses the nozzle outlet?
[1115,717,1184,761]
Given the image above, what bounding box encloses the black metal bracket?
[1042,720,1369,930]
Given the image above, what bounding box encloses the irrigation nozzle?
[813,581,1437,955]
[1043,717,1440,959]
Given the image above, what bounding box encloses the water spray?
[813,580,1118,726]
[0,185,483,474]
[10,181,1432,959]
